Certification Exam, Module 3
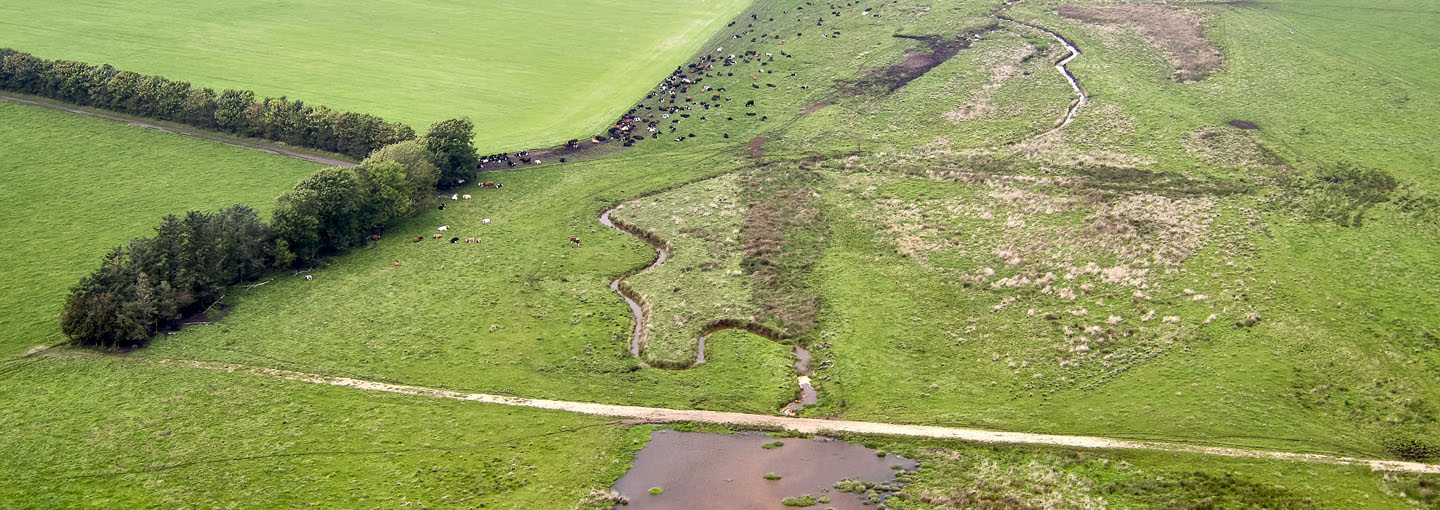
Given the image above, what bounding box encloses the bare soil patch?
[1058,4,1223,82]
[799,103,831,116]
[839,31,994,94]
[740,137,769,159]
[1227,120,1260,130]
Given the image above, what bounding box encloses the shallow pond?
[613,430,917,509]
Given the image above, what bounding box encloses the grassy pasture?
[133,147,798,413]
[0,0,751,151]
[5,0,1440,504]
[0,355,642,508]
[0,101,321,356]
[60,0,1438,456]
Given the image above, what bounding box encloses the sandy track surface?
[143,357,1440,474]
[0,94,356,167]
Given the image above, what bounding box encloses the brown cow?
[393,260,401,267]
[570,236,581,246]
[412,237,423,243]
[432,233,443,239]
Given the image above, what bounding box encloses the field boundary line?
[0,93,357,168]
[134,356,1440,474]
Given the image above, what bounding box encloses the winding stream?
[1001,17,1087,129]
[600,207,816,415]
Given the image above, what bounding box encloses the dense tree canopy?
[0,48,415,158]
[61,139,449,348]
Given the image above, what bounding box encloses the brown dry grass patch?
[1059,4,1224,82]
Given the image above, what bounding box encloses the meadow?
[0,0,751,151]
[78,0,1437,457]
[4,0,1440,505]
[0,101,321,356]
[0,355,645,508]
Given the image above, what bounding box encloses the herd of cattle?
[297,2,886,283]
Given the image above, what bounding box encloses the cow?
[483,218,491,224]
[570,236,581,246]
[393,260,401,267]
[450,194,458,200]
[413,237,423,243]
[432,233,443,239]
[450,237,459,243]
[480,181,502,189]
[437,225,449,231]
[304,275,313,281]
[462,194,472,200]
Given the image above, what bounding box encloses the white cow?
[437,225,449,231]
[482,218,491,224]
[462,194,472,199]
[450,194,458,200]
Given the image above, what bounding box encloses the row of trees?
[60,121,476,348]
[0,48,414,158]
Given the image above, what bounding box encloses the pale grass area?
[1182,126,1287,169]
[909,450,1107,509]
[1012,102,1154,168]
[1058,4,1224,82]
[835,171,1238,374]
[943,31,1045,122]
[613,174,755,364]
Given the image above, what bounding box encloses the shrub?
[648,487,663,495]
[764,472,782,480]
[781,494,816,507]
[1382,432,1440,462]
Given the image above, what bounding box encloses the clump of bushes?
[764,472,783,480]
[1280,161,1400,228]
[60,120,477,347]
[1382,431,1440,462]
[0,48,414,158]
[781,494,816,506]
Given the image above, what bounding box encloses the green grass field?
[65,0,1433,456]
[0,0,750,151]
[0,101,322,356]
[4,0,1440,505]
[0,355,644,508]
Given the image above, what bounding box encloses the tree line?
[0,48,414,159]
[60,119,479,347]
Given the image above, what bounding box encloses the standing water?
[613,430,916,509]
